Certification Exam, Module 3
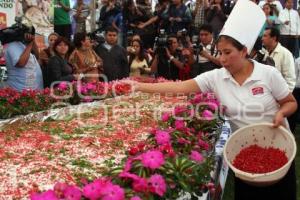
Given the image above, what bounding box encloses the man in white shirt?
[262,27,296,91]
[191,24,221,77]
[278,0,300,57]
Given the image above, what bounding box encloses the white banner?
[0,0,16,29]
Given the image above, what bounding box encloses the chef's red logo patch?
[252,87,264,95]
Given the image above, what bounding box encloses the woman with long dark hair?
[128,39,152,77]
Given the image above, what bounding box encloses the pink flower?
[148,174,167,197]
[123,158,133,172]
[206,93,216,100]
[102,184,125,200]
[78,85,88,94]
[207,182,215,189]
[207,182,215,193]
[64,186,82,200]
[86,83,96,91]
[137,142,145,151]
[190,150,204,163]
[161,113,170,122]
[54,182,68,198]
[155,130,170,145]
[199,139,210,150]
[175,120,185,130]
[174,106,186,115]
[178,137,190,144]
[119,172,139,181]
[202,110,214,120]
[159,143,176,157]
[83,96,93,102]
[129,146,139,155]
[31,190,58,200]
[141,150,165,169]
[207,101,219,111]
[42,87,51,95]
[82,179,108,200]
[190,94,202,104]
[130,196,142,200]
[132,177,148,192]
[57,82,68,90]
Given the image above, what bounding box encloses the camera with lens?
[154,29,169,49]
[191,35,203,55]
[0,17,35,45]
[177,28,190,48]
[255,49,275,66]
[153,29,172,57]
[178,28,187,37]
[256,50,265,63]
[88,29,105,48]
[193,43,203,54]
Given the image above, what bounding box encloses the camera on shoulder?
[0,17,35,45]
[87,29,105,48]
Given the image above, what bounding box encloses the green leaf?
[178,180,190,192]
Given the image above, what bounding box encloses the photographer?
[4,32,43,91]
[206,0,227,38]
[191,24,221,78]
[151,35,186,80]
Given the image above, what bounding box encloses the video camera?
[191,35,203,55]
[153,29,172,56]
[87,29,105,48]
[154,29,169,49]
[256,50,265,63]
[0,17,35,45]
[177,28,190,48]
[255,49,275,66]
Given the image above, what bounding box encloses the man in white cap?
[131,0,297,200]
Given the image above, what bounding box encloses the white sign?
[0,0,16,28]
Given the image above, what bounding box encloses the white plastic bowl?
[223,123,297,186]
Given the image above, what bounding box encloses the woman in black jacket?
[45,37,77,88]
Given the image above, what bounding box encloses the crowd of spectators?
[3,0,300,84]
[2,0,300,123]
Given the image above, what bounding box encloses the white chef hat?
[219,0,266,53]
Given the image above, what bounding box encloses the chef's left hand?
[273,111,286,128]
